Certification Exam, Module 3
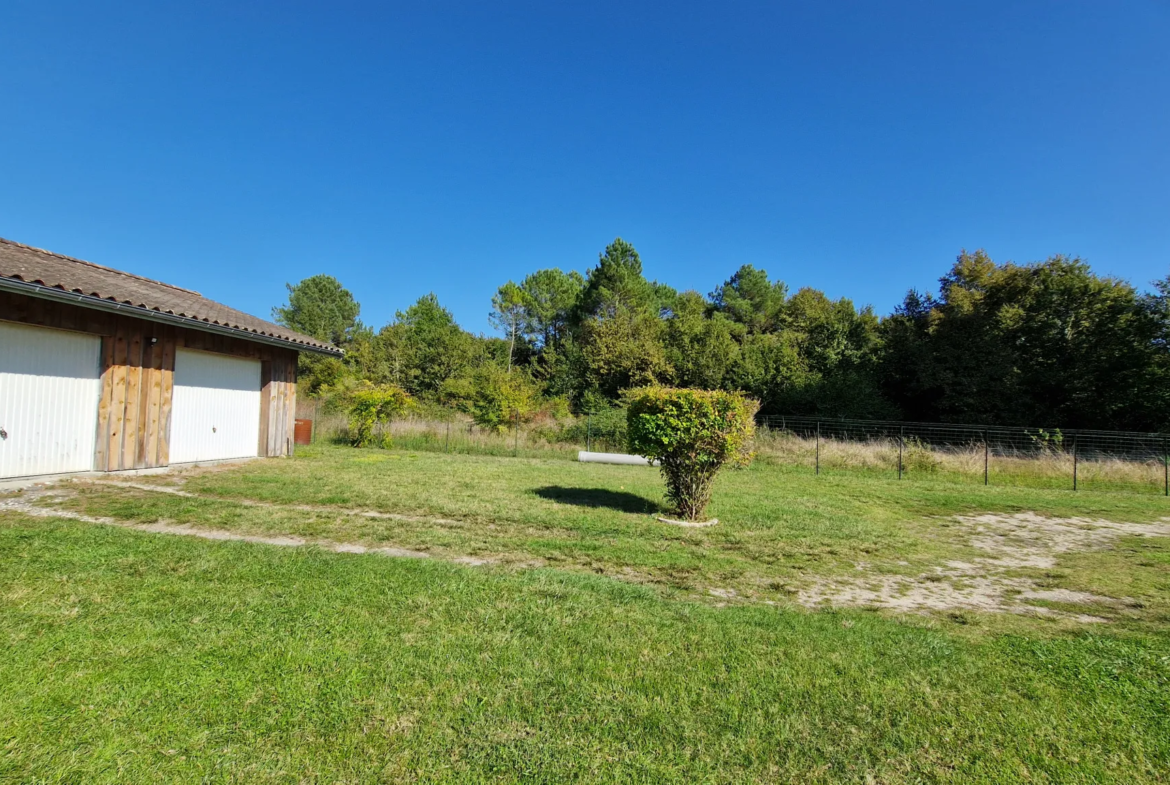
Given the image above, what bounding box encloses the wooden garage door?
[0,321,102,478]
[169,349,261,464]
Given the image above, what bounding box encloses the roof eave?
[0,277,344,357]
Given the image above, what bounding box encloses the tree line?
[274,238,1170,432]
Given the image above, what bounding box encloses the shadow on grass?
[534,486,663,514]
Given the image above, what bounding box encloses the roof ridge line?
[0,237,202,296]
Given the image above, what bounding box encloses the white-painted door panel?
[169,349,261,463]
[0,321,101,478]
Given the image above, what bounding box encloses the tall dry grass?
[295,412,1168,492]
[304,414,587,459]
[753,427,1168,491]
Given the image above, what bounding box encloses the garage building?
[0,237,341,480]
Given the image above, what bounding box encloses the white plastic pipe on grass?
[577,451,659,467]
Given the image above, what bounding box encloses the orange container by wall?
[294,419,313,446]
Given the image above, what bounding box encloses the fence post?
[1164,437,1167,497]
[586,415,592,452]
[514,409,520,456]
[445,420,450,453]
[815,421,821,475]
[898,426,904,480]
[1072,433,1078,491]
[983,429,989,486]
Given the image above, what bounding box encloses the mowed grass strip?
[170,445,1170,525]
[56,445,1170,627]
[1,514,1168,784]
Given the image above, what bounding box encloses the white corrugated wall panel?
[169,349,261,464]
[0,321,102,478]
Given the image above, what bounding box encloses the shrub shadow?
[533,486,662,514]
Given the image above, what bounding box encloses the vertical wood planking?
[267,360,281,458]
[133,336,152,468]
[58,301,80,332]
[274,362,285,456]
[94,336,115,471]
[137,331,165,468]
[282,361,294,455]
[157,329,176,466]
[23,298,43,326]
[106,325,130,469]
[282,362,296,456]
[273,360,286,456]
[8,291,31,323]
[121,330,144,470]
[258,361,272,457]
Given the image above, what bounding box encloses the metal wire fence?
[294,398,1170,495]
[758,415,1170,495]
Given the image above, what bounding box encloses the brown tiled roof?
[0,237,341,354]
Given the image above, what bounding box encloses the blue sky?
[2,1,1168,334]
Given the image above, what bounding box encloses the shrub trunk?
[662,459,719,520]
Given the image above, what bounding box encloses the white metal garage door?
[0,321,102,479]
[169,349,262,464]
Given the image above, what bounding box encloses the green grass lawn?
[2,445,1170,782]
[54,445,1170,630]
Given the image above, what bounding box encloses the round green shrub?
[348,385,412,447]
[626,387,759,521]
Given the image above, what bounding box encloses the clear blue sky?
[3,1,1168,333]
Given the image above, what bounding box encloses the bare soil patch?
[799,512,1170,620]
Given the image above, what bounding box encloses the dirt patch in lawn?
[798,512,1170,620]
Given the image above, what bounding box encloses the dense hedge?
[627,387,758,521]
